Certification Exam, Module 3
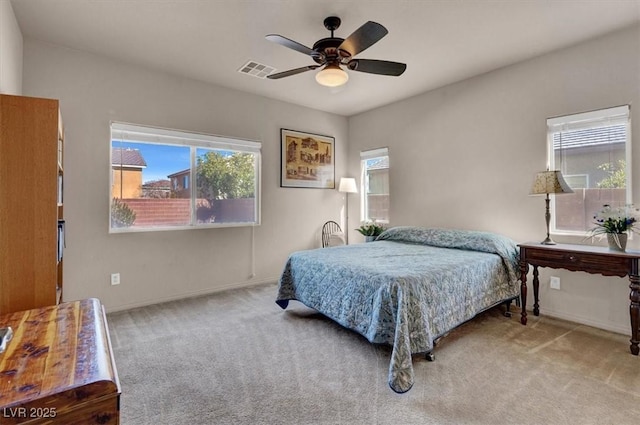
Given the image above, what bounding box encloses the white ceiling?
[10,0,640,116]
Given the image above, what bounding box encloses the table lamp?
[530,170,574,245]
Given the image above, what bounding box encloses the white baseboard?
[106,276,279,313]
[538,307,629,336]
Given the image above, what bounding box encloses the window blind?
[111,122,261,153]
[360,147,389,160]
[547,105,629,153]
[547,105,629,132]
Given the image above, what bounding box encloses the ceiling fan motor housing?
[265,15,406,81]
[311,38,348,64]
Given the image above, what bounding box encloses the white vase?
[607,233,627,251]
[365,236,376,243]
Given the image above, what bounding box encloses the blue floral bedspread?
[276,227,520,393]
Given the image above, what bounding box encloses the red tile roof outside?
[112,147,147,167]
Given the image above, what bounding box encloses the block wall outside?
[555,188,626,231]
[118,198,255,227]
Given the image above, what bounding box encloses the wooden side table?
[0,298,121,424]
[518,242,640,356]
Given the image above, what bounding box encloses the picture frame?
[280,128,335,189]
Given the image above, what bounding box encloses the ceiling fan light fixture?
[315,63,349,87]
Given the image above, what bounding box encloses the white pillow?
[328,232,345,247]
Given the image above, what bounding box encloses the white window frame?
[547,105,631,236]
[110,122,261,233]
[360,147,389,224]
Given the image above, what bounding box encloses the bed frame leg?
[503,300,513,318]
[425,352,435,361]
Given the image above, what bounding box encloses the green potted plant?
[588,204,639,251]
[356,221,385,242]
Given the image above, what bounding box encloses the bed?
[276,227,520,393]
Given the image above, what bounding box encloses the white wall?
[23,40,348,312]
[348,25,640,334]
[0,0,22,94]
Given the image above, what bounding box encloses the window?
[110,122,261,232]
[548,105,630,235]
[360,147,389,223]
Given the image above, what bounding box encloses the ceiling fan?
[265,16,407,87]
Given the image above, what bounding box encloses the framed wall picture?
[280,128,335,189]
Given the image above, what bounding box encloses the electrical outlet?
[550,276,561,290]
[110,273,121,286]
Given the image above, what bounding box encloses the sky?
[112,141,239,183]
[112,141,190,183]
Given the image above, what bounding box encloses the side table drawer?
[523,246,632,277]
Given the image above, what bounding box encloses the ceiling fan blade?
[265,34,315,56]
[347,59,407,76]
[338,21,388,57]
[266,65,320,80]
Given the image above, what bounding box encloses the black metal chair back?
[322,221,343,248]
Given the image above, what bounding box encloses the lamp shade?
[530,170,574,195]
[315,63,349,87]
[338,177,358,193]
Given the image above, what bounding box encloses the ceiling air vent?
[238,61,276,79]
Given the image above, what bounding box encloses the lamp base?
[541,237,556,245]
[540,195,556,245]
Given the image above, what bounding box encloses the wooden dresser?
[0,299,120,424]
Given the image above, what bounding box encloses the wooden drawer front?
[523,248,631,277]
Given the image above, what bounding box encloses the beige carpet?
[107,283,640,425]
